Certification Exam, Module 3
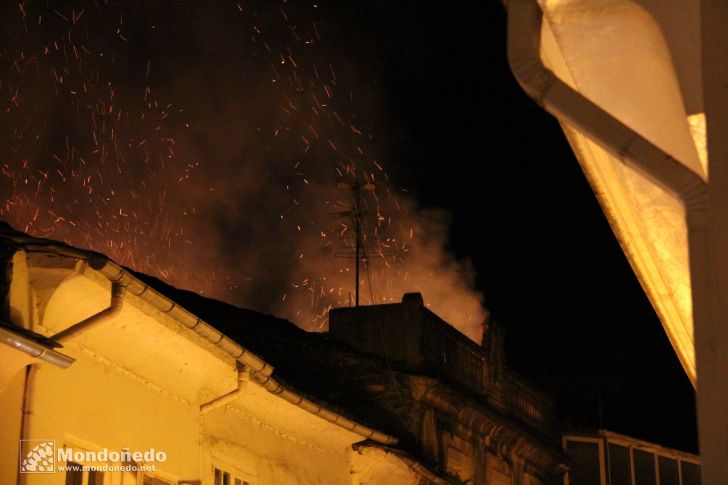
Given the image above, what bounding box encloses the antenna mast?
[336,179,375,307]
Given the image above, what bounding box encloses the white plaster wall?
[22,345,201,485]
[202,383,361,485]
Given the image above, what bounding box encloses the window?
[658,456,679,485]
[607,443,631,485]
[565,434,701,485]
[681,461,702,485]
[142,475,174,485]
[214,467,250,485]
[65,464,82,485]
[88,471,104,485]
[120,458,138,485]
[633,449,656,485]
[143,475,176,485]
[64,462,106,485]
[565,440,602,485]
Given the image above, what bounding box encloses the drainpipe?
[10,336,71,485]
[200,365,249,414]
[18,273,122,485]
[0,326,74,368]
[6,248,398,446]
[87,259,276,379]
[18,365,35,485]
[86,259,399,444]
[51,282,124,342]
[197,365,249,462]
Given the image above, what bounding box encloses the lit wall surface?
[537,0,705,384]
[1,250,421,485]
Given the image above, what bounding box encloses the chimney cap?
[402,292,424,307]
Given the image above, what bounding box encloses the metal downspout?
[17,271,122,485]
[88,259,399,445]
[51,281,124,342]
[0,326,75,368]
[6,242,399,447]
[18,365,35,485]
[200,366,249,414]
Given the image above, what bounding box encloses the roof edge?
[4,226,398,445]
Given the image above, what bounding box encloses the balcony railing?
[503,371,554,434]
[328,296,555,436]
[420,309,553,434]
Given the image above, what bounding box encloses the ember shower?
[0,1,486,340]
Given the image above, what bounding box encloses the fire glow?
[0,1,487,341]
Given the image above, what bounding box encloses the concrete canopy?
[535,0,704,384]
[505,0,728,481]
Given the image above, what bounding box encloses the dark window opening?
[566,440,602,485]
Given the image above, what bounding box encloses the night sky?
[318,0,697,452]
[0,0,697,453]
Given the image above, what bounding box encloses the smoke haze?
[0,1,487,341]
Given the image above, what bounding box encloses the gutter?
[88,257,276,377]
[251,371,398,445]
[505,0,709,221]
[90,258,398,445]
[7,234,398,445]
[0,326,74,368]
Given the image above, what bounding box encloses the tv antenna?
[334,179,392,307]
[335,180,374,306]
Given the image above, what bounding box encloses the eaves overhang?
[1,224,398,445]
[504,0,708,385]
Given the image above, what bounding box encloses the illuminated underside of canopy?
[537,0,706,385]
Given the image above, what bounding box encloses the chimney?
[328,293,427,369]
